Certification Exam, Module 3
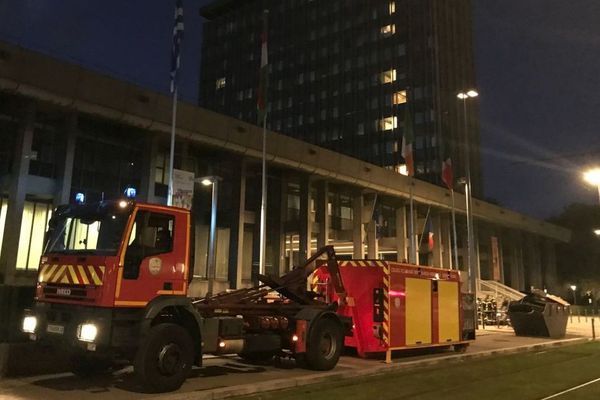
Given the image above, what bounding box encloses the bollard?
[593,318,596,340]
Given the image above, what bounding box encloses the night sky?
[1,1,599,219]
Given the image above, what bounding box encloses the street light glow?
[594,229,600,236]
[457,92,468,99]
[201,178,213,186]
[570,285,577,291]
[583,168,600,186]
[466,90,479,98]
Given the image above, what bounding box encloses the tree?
[548,203,600,301]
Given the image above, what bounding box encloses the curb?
[151,337,589,400]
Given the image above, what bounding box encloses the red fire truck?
[21,200,350,392]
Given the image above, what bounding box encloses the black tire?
[70,353,114,377]
[238,351,275,365]
[134,323,195,393]
[304,318,343,371]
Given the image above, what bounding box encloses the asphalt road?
[0,331,586,400]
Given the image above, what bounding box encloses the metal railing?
[477,279,525,302]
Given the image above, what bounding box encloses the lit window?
[381,69,397,84]
[381,24,396,37]
[389,1,396,14]
[16,201,52,271]
[0,199,7,260]
[379,116,398,131]
[393,90,407,105]
[215,77,226,90]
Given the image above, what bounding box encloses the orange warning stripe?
[382,262,390,345]
[38,264,105,286]
[339,260,384,268]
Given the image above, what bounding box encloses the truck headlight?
[22,316,37,333]
[78,323,98,342]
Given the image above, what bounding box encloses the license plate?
[47,324,64,335]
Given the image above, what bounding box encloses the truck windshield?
[44,202,132,256]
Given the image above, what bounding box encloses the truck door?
[114,207,188,307]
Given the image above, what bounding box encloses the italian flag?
[401,103,414,176]
[257,10,269,124]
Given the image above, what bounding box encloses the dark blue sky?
[1,1,599,218]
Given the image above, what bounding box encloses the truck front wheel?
[134,323,194,393]
[304,318,343,371]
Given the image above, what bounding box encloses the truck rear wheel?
[304,318,343,371]
[134,323,194,393]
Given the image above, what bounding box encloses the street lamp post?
[198,176,221,298]
[458,177,473,294]
[457,89,478,294]
[570,284,577,305]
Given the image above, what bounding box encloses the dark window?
[123,211,174,279]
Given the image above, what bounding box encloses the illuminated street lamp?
[197,175,222,297]
[583,167,600,204]
[570,284,577,305]
[594,229,600,236]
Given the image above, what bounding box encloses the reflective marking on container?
[382,261,390,345]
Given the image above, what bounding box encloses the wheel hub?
[158,343,182,376]
[320,332,336,359]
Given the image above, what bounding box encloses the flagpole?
[259,115,267,277]
[258,9,269,278]
[418,206,431,250]
[451,189,458,270]
[409,178,416,264]
[167,87,178,206]
[168,0,183,207]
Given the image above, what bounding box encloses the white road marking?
[539,377,600,399]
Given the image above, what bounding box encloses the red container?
[314,260,470,360]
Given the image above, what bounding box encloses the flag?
[442,151,454,190]
[170,0,184,93]
[401,100,414,176]
[426,218,434,251]
[257,10,269,124]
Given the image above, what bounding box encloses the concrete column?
[395,206,407,262]
[298,176,312,263]
[0,102,35,284]
[431,213,443,268]
[543,240,558,292]
[228,160,246,289]
[54,113,77,206]
[352,194,364,259]
[441,213,453,269]
[316,181,329,249]
[367,220,378,259]
[514,232,526,291]
[473,221,481,282]
[509,233,521,290]
[525,235,543,290]
[139,132,159,203]
[364,194,377,259]
[275,172,288,276]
